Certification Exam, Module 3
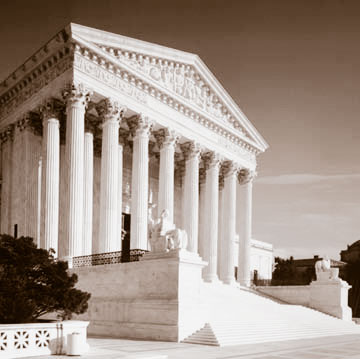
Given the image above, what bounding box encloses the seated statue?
[148,208,188,252]
[315,255,339,281]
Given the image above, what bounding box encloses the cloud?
[255,173,360,185]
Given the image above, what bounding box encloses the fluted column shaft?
[220,163,237,284]
[237,170,254,287]
[117,143,123,249]
[157,129,177,223]
[63,84,90,261]
[202,153,220,282]
[42,117,60,256]
[97,99,123,253]
[217,182,224,279]
[130,116,151,250]
[198,170,206,259]
[182,142,200,253]
[83,131,93,255]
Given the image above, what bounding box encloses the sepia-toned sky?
[1,0,359,259]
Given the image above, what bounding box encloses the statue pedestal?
[310,277,352,321]
[141,248,208,340]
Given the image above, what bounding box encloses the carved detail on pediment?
[97,45,249,138]
[73,45,259,158]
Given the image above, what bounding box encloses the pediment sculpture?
[315,255,339,281]
[148,207,188,252]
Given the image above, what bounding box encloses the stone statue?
[148,208,188,252]
[315,255,339,281]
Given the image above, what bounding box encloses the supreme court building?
[0,24,268,298]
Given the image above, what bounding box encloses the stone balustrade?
[0,321,89,358]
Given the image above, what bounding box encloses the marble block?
[310,277,352,321]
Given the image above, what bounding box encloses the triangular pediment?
[70,24,268,153]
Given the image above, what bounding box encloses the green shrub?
[0,235,91,323]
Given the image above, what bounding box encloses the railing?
[72,249,148,268]
[0,321,88,358]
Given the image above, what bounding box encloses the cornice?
[0,27,70,96]
[0,45,74,120]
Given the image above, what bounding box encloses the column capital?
[39,98,64,123]
[180,141,201,161]
[62,83,92,107]
[154,127,179,149]
[16,112,42,136]
[0,124,15,144]
[96,98,126,124]
[222,160,239,179]
[203,151,222,171]
[127,114,153,138]
[237,168,257,185]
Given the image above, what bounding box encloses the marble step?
[183,322,360,346]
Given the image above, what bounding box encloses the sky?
[0,0,359,259]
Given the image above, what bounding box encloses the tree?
[0,235,91,324]
[271,256,313,285]
[342,259,360,317]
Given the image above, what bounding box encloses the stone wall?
[72,250,206,341]
[257,285,310,306]
[1,128,41,239]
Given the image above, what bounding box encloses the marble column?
[220,161,237,285]
[129,115,152,250]
[97,98,124,253]
[181,141,201,253]
[117,132,126,249]
[42,114,60,256]
[155,128,178,224]
[62,84,90,262]
[217,175,224,279]
[83,118,94,255]
[198,168,206,259]
[202,152,221,282]
[0,125,14,235]
[37,157,42,248]
[237,169,255,287]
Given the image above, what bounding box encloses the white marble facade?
[0,24,268,286]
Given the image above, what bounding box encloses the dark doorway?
[121,213,131,262]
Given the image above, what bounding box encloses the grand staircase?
[182,282,360,346]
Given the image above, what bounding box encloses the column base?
[203,274,220,283]
[237,279,251,287]
[222,277,237,286]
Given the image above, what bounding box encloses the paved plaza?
[24,334,360,359]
